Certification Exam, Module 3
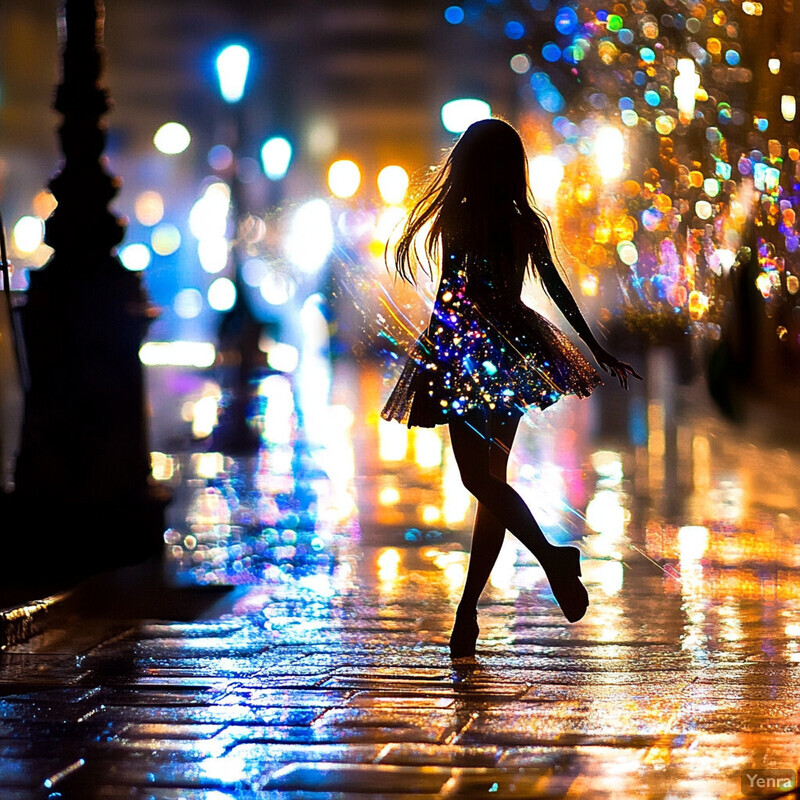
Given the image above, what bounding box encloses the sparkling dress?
[381,217,603,428]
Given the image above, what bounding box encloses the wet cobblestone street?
[2,358,799,798]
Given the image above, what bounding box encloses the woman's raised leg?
[448,410,588,627]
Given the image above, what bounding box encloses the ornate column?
[13,0,167,573]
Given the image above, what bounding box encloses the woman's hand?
[591,345,642,390]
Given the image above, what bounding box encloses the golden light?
[32,191,57,219]
[674,58,700,124]
[378,486,400,506]
[12,215,44,254]
[135,190,165,226]
[594,126,625,180]
[378,418,408,461]
[782,95,796,122]
[420,505,441,524]
[328,159,361,198]
[413,427,443,469]
[153,122,191,155]
[377,165,409,205]
[529,155,564,208]
[377,548,401,583]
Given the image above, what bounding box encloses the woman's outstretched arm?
[531,237,642,389]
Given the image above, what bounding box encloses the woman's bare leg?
[448,412,558,564]
[457,411,521,614]
[448,409,588,648]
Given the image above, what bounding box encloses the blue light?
[644,89,661,107]
[530,0,550,9]
[542,42,561,62]
[505,20,525,39]
[639,47,656,63]
[538,87,564,113]
[554,6,578,35]
[618,28,634,44]
[618,96,634,110]
[260,136,293,180]
[530,71,551,91]
[444,5,465,24]
[725,49,740,65]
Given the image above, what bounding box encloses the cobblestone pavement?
[2,361,800,798]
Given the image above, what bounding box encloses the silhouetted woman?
[381,118,641,658]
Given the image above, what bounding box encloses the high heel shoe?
[449,609,479,658]
[542,546,589,623]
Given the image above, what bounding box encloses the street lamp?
[216,44,250,104]
[211,41,262,453]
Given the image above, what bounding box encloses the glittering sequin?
[382,246,603,428]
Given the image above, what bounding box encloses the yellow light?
[688,290,708,320]
[153,122,191,155]
[674,58,700,124]
[581,273,599,296]
[595,126,625,180]
[151,223,181,256]
[755,271,772,298]
[678,525,709,563]
[192,395,220,439]
[32,191,57,219]
[379,487,400,505]
[135,190,165,226]
[413,427,443,468]
[529,155,564,208]
[377,548,401,583]
[768,57,781,74]
[328,159,361,198]
[150,451,175,481]
[378,418,408,461]
[12,215,44,254]
[192,451,225,479]
[420,505,440,524]
[377,165,409,205]
[781,95,796,122]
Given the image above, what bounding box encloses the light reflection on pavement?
[2,353,795,796]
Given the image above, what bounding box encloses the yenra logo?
[741,769,797,795]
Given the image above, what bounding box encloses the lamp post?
[211,43,262,453]
[11,0,167,579]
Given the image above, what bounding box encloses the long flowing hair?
[391,118,562,289]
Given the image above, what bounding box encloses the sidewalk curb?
[0,591,70,650]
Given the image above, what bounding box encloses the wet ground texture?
[1,363,800,798]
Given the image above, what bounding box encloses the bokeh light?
[377,165,409,205]
[286,198,334,273]
[208,277,236,311]
[327,159,361,198]
[119,242,151,272]
[153,122,191,155]
[215,44,250,103]
[440,98,492,133]
[260,136,293,180]
[12,216,44,254]
[134,191,165,226]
